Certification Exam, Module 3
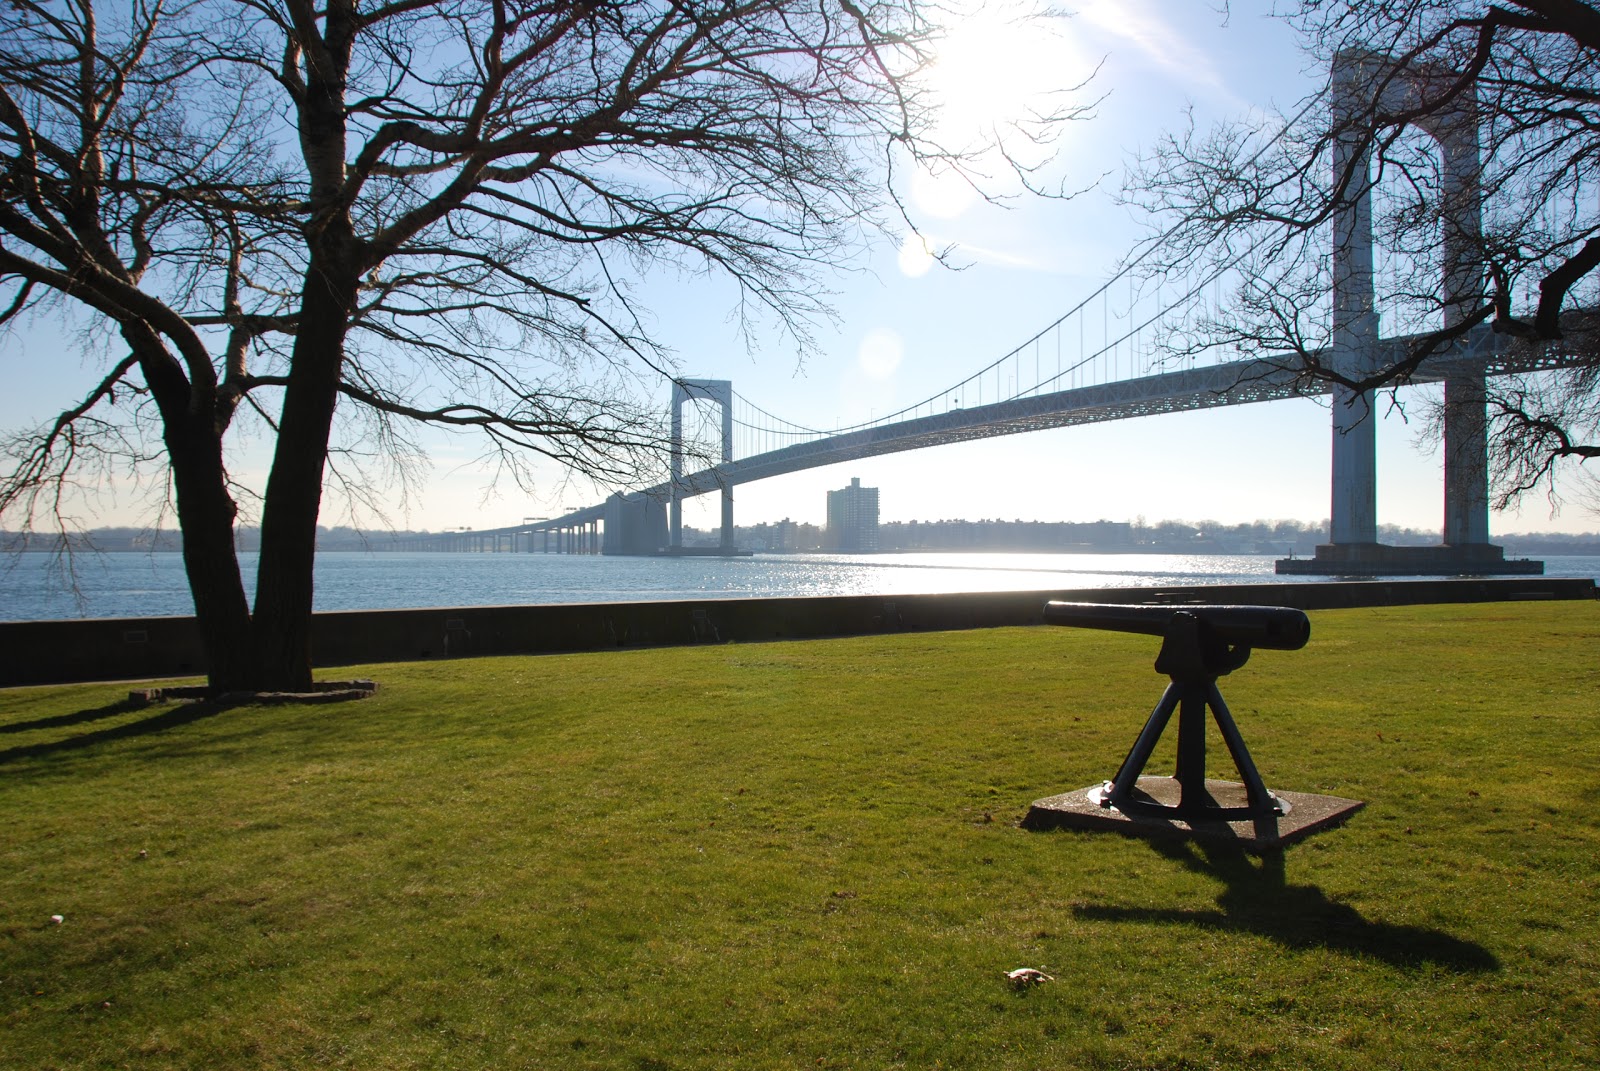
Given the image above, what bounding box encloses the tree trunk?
[165,413,256,694]
[247,10,362,693]
[126,323,256,695]
[250,248,358,691]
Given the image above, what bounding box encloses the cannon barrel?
[1043,602,1311,651]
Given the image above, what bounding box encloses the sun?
[906,2,1084,222]
[921,2,1081,152]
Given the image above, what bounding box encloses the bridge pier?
[602,492,669,555]
[522,518,607,554]
[1330,388,1378,545]
[1279,50,1538,577]
[1443,371,1490,546]
[1436,99,1495,556]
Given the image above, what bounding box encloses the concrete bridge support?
[1439,111,1492,549]
[1443,374,1489,545]
[1328,50,1381,547]
[670,379,736,553]
[603,492,669,555]
[524,522,601,554]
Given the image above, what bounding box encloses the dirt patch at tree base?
[128,680,378,706]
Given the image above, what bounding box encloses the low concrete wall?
[2,576,1594,688]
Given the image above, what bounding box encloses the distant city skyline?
[14,512,1599,549]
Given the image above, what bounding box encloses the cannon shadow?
[1071,838,1499,973]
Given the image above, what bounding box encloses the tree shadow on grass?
[1071,838,1499,973]
[1,698,152,736]
[0,699,231,766]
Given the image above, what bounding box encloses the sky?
[3,0,1595,537]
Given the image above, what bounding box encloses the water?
[4,550,1596,622]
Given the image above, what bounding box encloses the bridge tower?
[1282,50,1535,575]
[670,379,735,552]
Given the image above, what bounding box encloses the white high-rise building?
[825,477,879,552]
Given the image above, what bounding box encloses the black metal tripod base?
[1100,676,1285,824]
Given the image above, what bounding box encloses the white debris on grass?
[1006,967,1054,988]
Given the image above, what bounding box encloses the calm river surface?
[4,549,1597,622]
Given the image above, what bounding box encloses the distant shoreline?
[7,542,1600,557]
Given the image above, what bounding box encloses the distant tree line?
[688,517,1600,555]
[8,519,1598,556]
[1,526,433,553]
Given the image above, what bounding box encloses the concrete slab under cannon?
[1022,776,1366,852]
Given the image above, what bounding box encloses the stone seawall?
[2,577,1594,688]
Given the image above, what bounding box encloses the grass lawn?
[2,601,1597,1070]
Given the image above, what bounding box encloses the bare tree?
[0,0,1073,692]
[1130,0,1600,508]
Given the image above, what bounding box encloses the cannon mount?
[1023,602,1365,849]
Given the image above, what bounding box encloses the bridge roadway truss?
[484,321,1583,555]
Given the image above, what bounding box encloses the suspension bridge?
[448,317,1568,572]
[438,53,1586,576]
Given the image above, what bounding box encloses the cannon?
[1042,602,1312,825]
[1042,602,1309,656]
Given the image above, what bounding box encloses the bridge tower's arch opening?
[670,379,735,552]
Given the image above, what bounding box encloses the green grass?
[2,602,1597,1070]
